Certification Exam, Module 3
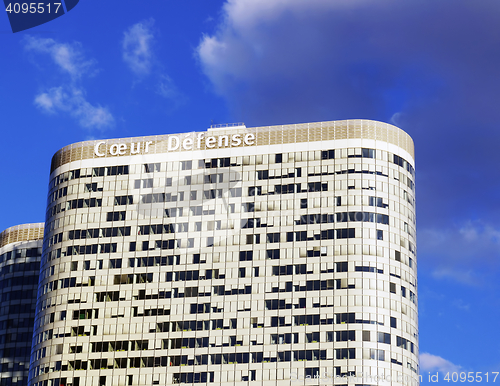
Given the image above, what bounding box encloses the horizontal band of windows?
[287,228,355,242]
[0,289,37,302]
[66,350,329,370]
[173,372,214,384]
[0,317,34,330]
[0,261,40,276]
[307,169,389,178]
[129,255,181,267]
[91,340,148,352]
[0,247,41,263]
[66,243,117,256]
[68,226,131,241]
[157,318,237,332]
[50,165,129,190]
[0,274,39,290]
[40,276,95,295]
[47,197,103,219]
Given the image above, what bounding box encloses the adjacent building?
[0,223,44,386]
[28,119,418,386]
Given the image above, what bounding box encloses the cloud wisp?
[34,87,114,129]
[121,19,186,109]
[419,220,500,285]
[122,19,155,76]
[420,353,461,373]
[25,36,114,130]
[24,36,95,79]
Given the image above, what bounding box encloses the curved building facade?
[29,120,417,386]
[0,223,44,386]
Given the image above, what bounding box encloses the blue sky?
[1,0,499,381]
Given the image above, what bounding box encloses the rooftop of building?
[50,119,414,174]
[0,223,45,249]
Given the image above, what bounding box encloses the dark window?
[378,332,391,344]
[267,233,280,243]
[321,149,335,159]
[336,262,348,272]
[336,348,355,359]
[266,249,280,259]
[239,251,253,261]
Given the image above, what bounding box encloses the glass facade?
[0,223,43,386]
[28,120,418,386]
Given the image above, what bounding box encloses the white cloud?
[25,36,114,130]
[157,74,177,99]
[34,86,114,129]
[419,220,500,285]
[156,74,186,108]
[420,353,461,373]
[24,36,95,79]
[122,19,155,76]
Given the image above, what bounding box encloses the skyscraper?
[0,223,44,386]
[29,119,417,386]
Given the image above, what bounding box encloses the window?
[239,268,246,278]
[300,199,308,209]
[336,348,355,359]
[390,317,397,328]
[336,262,348,272]
[166,178,172,187]
[378,332,391,344]
[185,176,191,185]
[266,249,280,259]
[107,211,126,221]
[271,317,285,327]
[134,178,153,189]
[362,148,375,158]
[390,283,396,293]
[181,161,192,170]
[321,149,335,159]
[242,203,254,212]
[190,191,197,200]
[401,286,406,297]
[336,331,355,341]
[267,233,280,243]
[229,188,242,197]
[275,153,282,163]
[377,230,383,240]
[306,332,320,343]
[362,331,370,341]
[239,251,253,261]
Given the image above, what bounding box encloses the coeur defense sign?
[93,132,256,157]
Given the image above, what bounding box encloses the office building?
[28,119,417,386]
[0,223,44,386]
